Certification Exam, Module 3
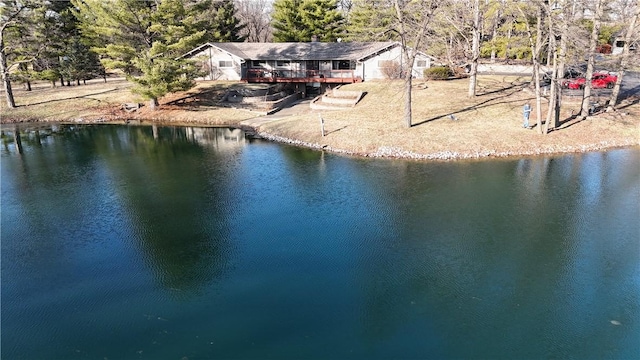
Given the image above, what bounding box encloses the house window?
[219,60,233,68]
[615,40,625,48]
[378,60,395,68]
[332,60,353,70]
[276,60,290,67]
[416,60,427,68]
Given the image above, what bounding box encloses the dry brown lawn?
[258,77,640,159]
[2,76,638,160]
[1,78,134,122]
[0,78,255,125]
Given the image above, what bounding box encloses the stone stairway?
[310,86,364,110]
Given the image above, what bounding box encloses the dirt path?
[240,100,314,128]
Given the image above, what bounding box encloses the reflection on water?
[1,125,639,359]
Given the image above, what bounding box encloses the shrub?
[380,60,404,79]
[424,66,452,80]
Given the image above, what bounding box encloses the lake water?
[2,125,639,359]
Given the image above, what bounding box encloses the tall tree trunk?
[544,1,563,133]
[19,63,31,91]
[394,0,412,128]
[0,5,29,109]
[534,5,544,133]
[546,32,553,65]
[556,3,570,127]
[468,0,480,98]
[394,0,433,128]
[581,0,603,117]
[544,34,558,134]
[519,2,544,133]
[490,8,499,62]
[403,71,412,127]
[505,17,513,60]
[608,1,639,111]
[0,32,16,109]
[149,98,159,110]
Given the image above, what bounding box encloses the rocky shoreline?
[257,130,638,161]
[3,77,638,161]
[3,114,639,161]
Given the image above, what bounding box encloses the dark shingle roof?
[188,42,398,61]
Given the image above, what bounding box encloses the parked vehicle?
[541,68,583,86]
[562,72,618,89]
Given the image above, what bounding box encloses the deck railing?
[246,69,360,83]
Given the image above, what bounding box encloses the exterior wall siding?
[193,44,432,82]
[360,47,431,80]
[192,47,242,81]
[412,54,431,79]
[362,46,403,80]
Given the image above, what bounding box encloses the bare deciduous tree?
[580,0,604,118]
[519,1,545,134]
[235,0,272,42]
[544,2,559,134]
[468,0,480,98]
[0,20,17,109]
[1,2,33,109]
[393,0,439,128]
[337,0,354,13]
[548,0,573,132]
[607,0,639,111]
[609,0,638,22]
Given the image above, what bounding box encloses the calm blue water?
[2,125,639,359]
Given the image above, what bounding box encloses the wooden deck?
[245,69,363,84]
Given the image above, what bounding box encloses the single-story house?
[181,41,434,84]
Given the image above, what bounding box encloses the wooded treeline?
[1,0,638,130]
[1,0,244,109]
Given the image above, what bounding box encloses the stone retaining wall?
[235,87,271,97]
[223,85,283,103]
[320,95,358,106]
[332,88,363,99]
[265,93,301,111]
[310,100,346,110]
[220,92,301,115]
[240,91,288,104]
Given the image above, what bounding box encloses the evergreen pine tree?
[272,0,307,42]
[72,0,210,109]
[185,0,245,43]
[345,0,396,41]
[60,38,103,85]
[40,1,104,86]
[272,0,344,42]
[3,4,41,91]
[210,0,246,42]
[301,0,344,42]
[1,1,69,92]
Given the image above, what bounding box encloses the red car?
[563,72,618,89]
